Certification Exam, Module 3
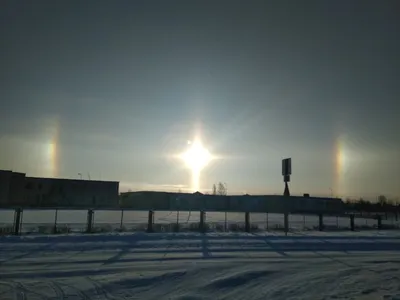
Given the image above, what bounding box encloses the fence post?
[120,209,124,231]
[224,212,227,232]
[176,210,180,232]
[377,215,382,230]
[13,208,22,236]
[53,209,58,234]
[318,214,324,231]
[147,210,154,233]
[350,214,355,231]
[284,212,289,236]
[200,211,206,233]
[245,212,250,233]
[86,209,94,233]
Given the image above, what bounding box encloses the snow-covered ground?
[1,231,400,299]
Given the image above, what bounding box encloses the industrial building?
[0,170,26,206]
[120,191,345,214]
[1,169,344,214]
[0,170,120,208]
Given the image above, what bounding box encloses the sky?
[0,0,399,200]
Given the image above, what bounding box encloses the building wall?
[0,170,119,208]
[119,191,345,214]
[8,172,26,205]
[1,170,343,213]
[23,177,119,208]
[120,191,170,210]
[0,170,26,206]
[0,170,12,205]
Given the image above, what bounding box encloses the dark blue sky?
[0,1,399,199]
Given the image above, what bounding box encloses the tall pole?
[282,158,291,196]
[284,182,290,196]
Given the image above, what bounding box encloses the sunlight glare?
[179,138,212,192]
[181,139,211,172]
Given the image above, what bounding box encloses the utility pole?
[282,158,291,196]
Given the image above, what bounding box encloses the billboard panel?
[282,158,292,176]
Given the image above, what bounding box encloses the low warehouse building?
[0,170,119,208]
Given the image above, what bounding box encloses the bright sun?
[181,140,211,172]
[179,139,212,192]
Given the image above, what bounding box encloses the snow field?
[1,231,400,299]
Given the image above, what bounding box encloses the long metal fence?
[1,208,399,236]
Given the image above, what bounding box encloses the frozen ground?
[1,231,400,300]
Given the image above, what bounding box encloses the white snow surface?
[1,231,400,300]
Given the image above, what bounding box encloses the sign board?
[282,158,292,176]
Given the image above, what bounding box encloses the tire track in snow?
[50,281,67,300]
[14,282,29,300]
[14,281,50,300]
[41,249,87,269]
[161,235,174,262]
[239,234,252,258]
[0,282,14,298]
[56,281,90,300]
[87,277,115,300]
[0,243,53,265]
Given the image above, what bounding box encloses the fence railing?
[1,209,399,236]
